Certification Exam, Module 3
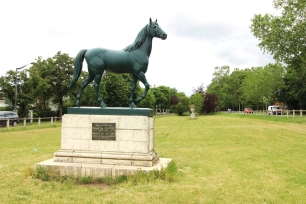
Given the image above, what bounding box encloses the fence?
[2,111,174,130]
[228,109,306,117]
[155,109,172,117]
[1,117,62,130]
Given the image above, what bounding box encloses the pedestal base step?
[36,158,172,178]
[54,150,159,167]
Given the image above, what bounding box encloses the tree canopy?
[251,0,306,108]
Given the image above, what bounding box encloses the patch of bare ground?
[82,183,111,190]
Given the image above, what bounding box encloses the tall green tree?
[151,86,176,110]
[17,70,36,117]
[227,68,249,111]
[0,69,35,116]
[29,57,53,116]
[49,52,74,117]
[0,69,37,117]
[190,92,204,114]
[31,52,74,117]
[102,72,132,107]
[242,67,266,109]
[0,70,15,111]
[206,66,232,110]
[251,0,306,108]
[251,0,306,64]
[242,63,285,110]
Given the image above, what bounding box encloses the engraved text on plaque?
[92,123,116,140]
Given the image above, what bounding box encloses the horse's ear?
[149,18,152,25]
[156,19,157,23]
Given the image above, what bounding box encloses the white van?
[267,106,283,115]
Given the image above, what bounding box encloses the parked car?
[0,111,20,126]
[267,105,283,115]
[244,108,253,114]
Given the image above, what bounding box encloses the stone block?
[118,141,149,153]
[88,140,119,152]
[37,110,171,177]
[36,158,172,178]
[61,138,89,150]
[118,116,149,130]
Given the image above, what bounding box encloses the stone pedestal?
[36,107,171,178]
[190,106,196,119]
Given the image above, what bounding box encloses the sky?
[0,0,278,96]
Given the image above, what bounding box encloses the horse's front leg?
[129,75,138,108]
[135,71,150,104]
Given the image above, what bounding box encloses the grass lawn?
[0,114,305,203]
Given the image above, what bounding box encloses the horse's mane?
[123,25,148,52]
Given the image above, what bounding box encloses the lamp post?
[14,63,34,112]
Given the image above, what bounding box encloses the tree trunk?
[58,98,63,117]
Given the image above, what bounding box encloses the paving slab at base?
[36,158,172,178]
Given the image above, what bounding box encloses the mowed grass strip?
[0,115,305,203]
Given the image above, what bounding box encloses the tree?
[202,94,220,114]
[242,63,285,110]
[251,0,306,108]
[30,52,74,117]
[206,66,232,110]
[173,92,190,116]
[136,88,156,109]
[192,83,205,94]
[251,0,306,65]
[283,59,306,108]
[0,70,16,111]
[151,86,176,110]
[17,70,36,117]
[0,69,36,117]
[99,72,132,107]
[242,67,267,109]
[190,92,204,114]
[169,95,179,106]
[227,68,249,111]
[29,57,53,116]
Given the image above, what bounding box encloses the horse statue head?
[147,18,167,40]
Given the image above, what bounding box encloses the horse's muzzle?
[161,34,167,40]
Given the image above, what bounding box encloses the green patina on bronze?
[69,18,167,108]
[67,107,155,117]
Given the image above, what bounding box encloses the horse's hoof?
[76,101,80,107]
[100,102,107,108]
[130,102,137,109]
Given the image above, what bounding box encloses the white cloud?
[0,0,277,96]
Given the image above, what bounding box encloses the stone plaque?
[92,123,116,140]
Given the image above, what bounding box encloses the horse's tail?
[69,49,87,91]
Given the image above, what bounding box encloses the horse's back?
[85,48,133,74]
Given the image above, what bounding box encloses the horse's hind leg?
[76,72,94,107]
[129,75,138,108]
[93,74,106,108]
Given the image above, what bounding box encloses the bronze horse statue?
[69,18,167,108]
